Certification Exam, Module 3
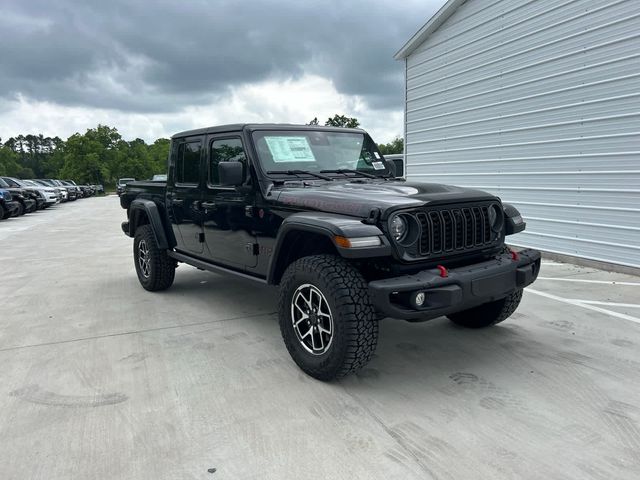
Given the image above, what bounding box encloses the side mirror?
[392,158,404,177]
[385,157,404,178]
[218,161,244,186]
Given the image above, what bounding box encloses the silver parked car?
[3,178,59,207]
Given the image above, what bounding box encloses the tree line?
[0,125,170,187]
[309,114,404,155]
[0,115,403,186]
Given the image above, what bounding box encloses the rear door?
[167,136,204,255]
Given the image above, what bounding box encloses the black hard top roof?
[171,123,365,139]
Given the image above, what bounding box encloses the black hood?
[269,179,498,218]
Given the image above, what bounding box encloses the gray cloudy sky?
[0,0,444,143]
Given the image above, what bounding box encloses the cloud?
[1,75,404,143]
[0,0,442,140]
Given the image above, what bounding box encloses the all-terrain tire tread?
[134,224,175,291]
[278,254,378,380]
[447,289,523,328]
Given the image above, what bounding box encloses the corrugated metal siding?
[404,0,640,268]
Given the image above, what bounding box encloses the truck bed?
[120,181,166,209]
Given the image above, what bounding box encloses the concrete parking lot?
[1,197,639,480]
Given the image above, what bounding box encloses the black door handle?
[201,201,216,209]
[172,199,184,206]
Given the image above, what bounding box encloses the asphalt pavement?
[1,196,639,480]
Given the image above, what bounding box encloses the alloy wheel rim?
[291,283,334,355]
[138,240,151,278]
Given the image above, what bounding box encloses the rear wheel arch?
[128,200,172,249]
[130,208,150,234]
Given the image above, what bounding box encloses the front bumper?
[369,248,541,321]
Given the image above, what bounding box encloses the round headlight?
[389,215,408,242]
[488,204,503,231]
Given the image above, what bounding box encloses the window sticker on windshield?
[265,136,316,162]
[374,151,381,159]
[372,161,385,170]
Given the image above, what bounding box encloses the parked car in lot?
[0,188,21,219]
[0,177,48,210]
[56,180,81,200]
[120,123,540,380]
[151,174,167,181]
[20,180,60,207]
[48,179,77,201]
[117,178,135,196]
[34,179,68,202]
[0,177,37,215]
[74,182,96,197]
[30,180,61,202]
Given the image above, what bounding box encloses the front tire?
[447,289,523,328]
[133,225,176,291]
[278,254,378,381]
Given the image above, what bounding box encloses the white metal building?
[395,0,640,270]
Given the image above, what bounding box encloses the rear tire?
[278,254,378,381]
[133,224,176,291]
[447,289,523,328]
[0,204,5,220]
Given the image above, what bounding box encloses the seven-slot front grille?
[415,205,495,257]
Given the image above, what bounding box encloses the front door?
[202,135,257,269]
[168,136,204,255]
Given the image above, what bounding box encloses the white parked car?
[6,178,59,207]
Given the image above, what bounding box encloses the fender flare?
[128,199,172,250]
[266,212,389,284]
[503,203,526,235]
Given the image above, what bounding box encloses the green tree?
[59,125,122,184]
[148,138,171,173]
[0,145,20,176]
[378,136,404,155]
[16,167,35,179]
[324,114,360,128]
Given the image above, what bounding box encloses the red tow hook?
[509,248,520,261]
[437,265,448,278]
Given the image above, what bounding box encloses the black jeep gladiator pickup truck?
[120,124,540,380]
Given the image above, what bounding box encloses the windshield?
[0,178,9,188]
[7,178,23,187]
[252,130,389,179]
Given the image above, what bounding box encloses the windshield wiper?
[320,169,378,179]
[267,170,333,181]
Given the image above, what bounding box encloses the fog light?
[414,292,426,307]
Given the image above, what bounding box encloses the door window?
[176,141,202,184]
[209,138,246,185]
